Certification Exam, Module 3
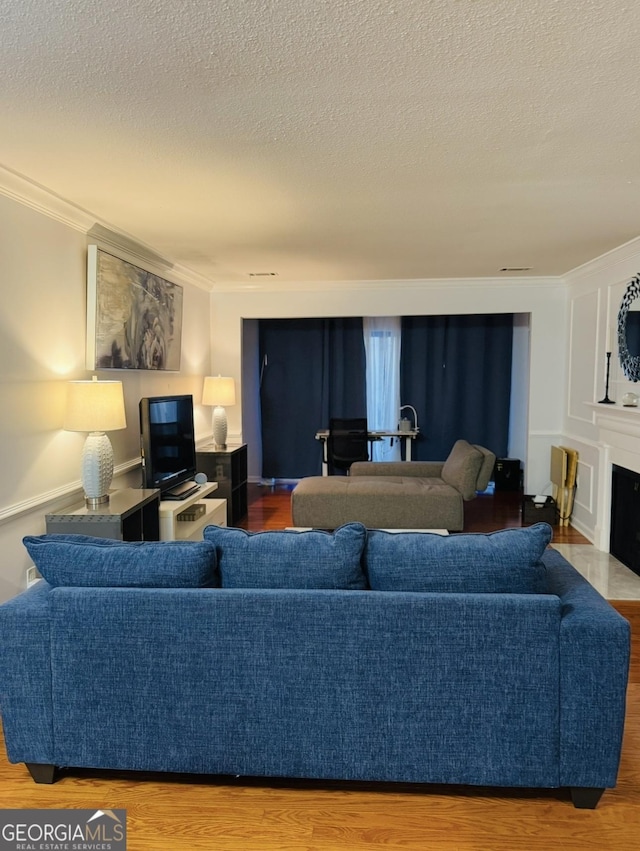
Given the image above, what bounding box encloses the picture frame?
[86,245,183,371]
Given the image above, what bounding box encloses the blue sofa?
[0,522,630,809]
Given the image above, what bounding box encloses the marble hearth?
[552,544,640,600]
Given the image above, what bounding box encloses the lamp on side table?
[202,375,236,449]
[64,375,127,507]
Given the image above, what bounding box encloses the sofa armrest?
[543,549,631,789]
[0,582,54,766]
[350,461,445,478]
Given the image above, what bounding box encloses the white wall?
[0,190,213,603]
[563,236,640,547]
[211,278,569,492]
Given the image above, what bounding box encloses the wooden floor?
[1,486,637,850]
[238,482,591,544]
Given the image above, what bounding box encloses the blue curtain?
[259,318,366,478]
[400,314,513,461]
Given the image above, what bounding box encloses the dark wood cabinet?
[196,444,248,526]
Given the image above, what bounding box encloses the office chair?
[326,417,370,474]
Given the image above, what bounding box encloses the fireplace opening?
[610,464,640,577]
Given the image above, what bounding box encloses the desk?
[315,429,419,476]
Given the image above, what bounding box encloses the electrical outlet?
[25,565,41,588]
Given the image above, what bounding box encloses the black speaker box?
[522,495,558,525]
[492,459,522,491]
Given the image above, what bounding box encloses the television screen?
[139,395,197,494]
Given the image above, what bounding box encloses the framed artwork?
[86,245,183,371]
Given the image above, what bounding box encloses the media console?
[158,481,226,541]
[46,485,226,544]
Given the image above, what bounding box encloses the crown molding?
[210,274,564,294]
[86,226,214,292]
[0,164,96,232]
[162,263,215,292]
[564,235,640,290]
[0,165,215,292]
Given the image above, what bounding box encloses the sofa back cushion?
[364,523,552,593]
[23,534,217,588]
[473,445,498,493]
[441,439,484,499]
[203,522,367,589]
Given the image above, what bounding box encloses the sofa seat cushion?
[203,522,367,589]
[23,534,218,588]
[365,523,552,593]
[347,476,444,489]
[325,476,456,493]
[347,476,463,503]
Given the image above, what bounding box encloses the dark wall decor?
[617,273,640,382]
[86,245,183,371]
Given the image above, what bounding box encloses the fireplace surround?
[610,464,640,576]
[586,403,640,552]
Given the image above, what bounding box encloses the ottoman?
[290,475,463,530]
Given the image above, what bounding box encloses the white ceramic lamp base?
[81,431,114,506]
[213,405,228,449]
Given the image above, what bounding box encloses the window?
[363,317,402,461]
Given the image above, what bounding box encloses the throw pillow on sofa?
[364,522,552,594]
[23,534,218,588]
[203,522,368,589]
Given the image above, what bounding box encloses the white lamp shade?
[64,377,126,505]
[64,377,127,433]
[202,375,236,407]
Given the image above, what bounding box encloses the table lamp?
[399,404,419,432]
[64,375,127,506]
[202,375,236,449]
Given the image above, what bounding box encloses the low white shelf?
[158,482,227,541]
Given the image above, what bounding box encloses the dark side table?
[195,444,248,526]
[46,488,161,541]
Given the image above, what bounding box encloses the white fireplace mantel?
[586,401,640,424]
[586,402,640,462]
[585,402,640,550]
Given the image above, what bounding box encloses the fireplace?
[610,464,640,576]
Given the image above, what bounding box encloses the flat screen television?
[139,395,197,496]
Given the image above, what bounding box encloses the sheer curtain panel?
[363,317,402,461]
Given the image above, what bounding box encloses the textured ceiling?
[2,0,640,286]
